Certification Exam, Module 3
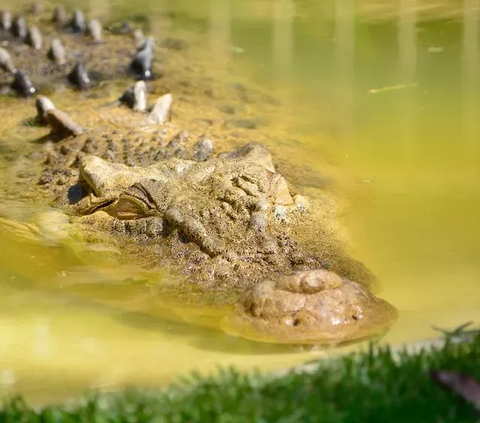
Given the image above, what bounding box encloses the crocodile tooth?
[26,25,42,50]
[148,93,172,124]
[47,109,83,138]
[11,70,36,97]
[119,80,148,112]
[68,62,91,90]
[0,48,15,73]
[11,16,27,39]
[68,10,86,33]
[47,38,66,66]
[35,95,55,125]
[87,19,102,43]
[52,5,67,25]
[0,11,12,30]
[129,36,154,80]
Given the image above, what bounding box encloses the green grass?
[2,336,480,423]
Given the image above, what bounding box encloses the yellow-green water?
[0,0,479,406]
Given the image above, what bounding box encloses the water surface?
[0,0,479,405]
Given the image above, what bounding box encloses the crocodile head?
[0,4,397,345]
[59,142,397,345]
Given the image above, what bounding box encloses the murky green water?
[0,0,479,405]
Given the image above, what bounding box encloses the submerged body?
[0,3,397,346]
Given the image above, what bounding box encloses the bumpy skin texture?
[38,125,378,293]
[0,4,398,345]
[36,126,223,212]
[45,142,397,344]
[223,269,398,344]
[0,12,138,92]
[61,143,320,291]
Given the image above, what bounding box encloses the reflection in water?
[0,0,479,406]
[462,0,479,167]
[273,0,294,85]
[398,0,418,159]
[0,236,323,405]
[334,0,354,133]
[210,0,231,77]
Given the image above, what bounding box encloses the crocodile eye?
[105,182,159,220]
[108,195,150,220]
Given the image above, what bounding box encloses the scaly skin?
[0,3,397,345]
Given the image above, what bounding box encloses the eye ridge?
[113,194,155,220]
[85,198,116,215]
[124,183,159,210]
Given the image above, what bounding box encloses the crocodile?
[0,3,397,346]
